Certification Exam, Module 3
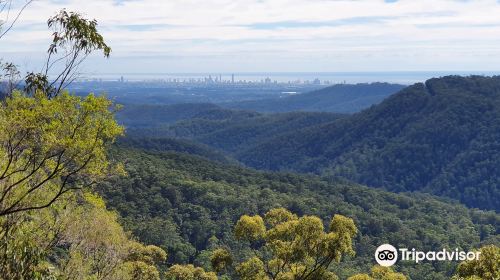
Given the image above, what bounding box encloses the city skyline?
[80,74,324,85]
[72,70,500,85]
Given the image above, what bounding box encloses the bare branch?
[0,0,34,40]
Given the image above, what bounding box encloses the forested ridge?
[122,76,500,211]
[223,83,405,113]
[118,137,236,165]
[124,109,345,154]
[234,76,500,211]
[98,147,499,280]
[117,103,261,127]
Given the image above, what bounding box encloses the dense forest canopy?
[97,147,499,280]
[123,110,345,156]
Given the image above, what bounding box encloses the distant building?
[231,74,234,84]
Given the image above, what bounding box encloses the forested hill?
[235,76,500,211]
[223,82,405,113]
[116,103,261,127]
[117,137,236,165]
[98,147,499,280]
[124,109,345,153]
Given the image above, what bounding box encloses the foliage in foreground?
[0,191,167,280]
[165,264,218,280]
[347,266,406,280]
[226,208,357,279]
[166,209,406,280]
[452,244,499,280]
[0,92,167,279]
[0,6,169,279]
[0,91,123,216]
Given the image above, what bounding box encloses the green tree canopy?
[164,264,217,280]
[453,245,499,280]
[348,266,407,280]
[230,208,358,280]
[0,91,123,216]
[210,248,233,274]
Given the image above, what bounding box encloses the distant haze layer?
[75,71,500,85]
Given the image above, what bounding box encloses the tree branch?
[0,0,33,40]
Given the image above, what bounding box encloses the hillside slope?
[125,110,345,153]
[117,103,260,127]
[117,137,236,164]
[98,148,499,280]
[235,76,500,211]
[224,83,405,113]
[170,111,344,153]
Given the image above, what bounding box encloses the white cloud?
[1,0,500,72]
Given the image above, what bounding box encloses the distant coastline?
[76,71,500,85]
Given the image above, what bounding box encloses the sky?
[1,0,500,74]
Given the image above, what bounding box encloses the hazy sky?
[1,0,500,74]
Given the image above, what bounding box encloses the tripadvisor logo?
[375,244,481,267]
[375,244,398,267]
